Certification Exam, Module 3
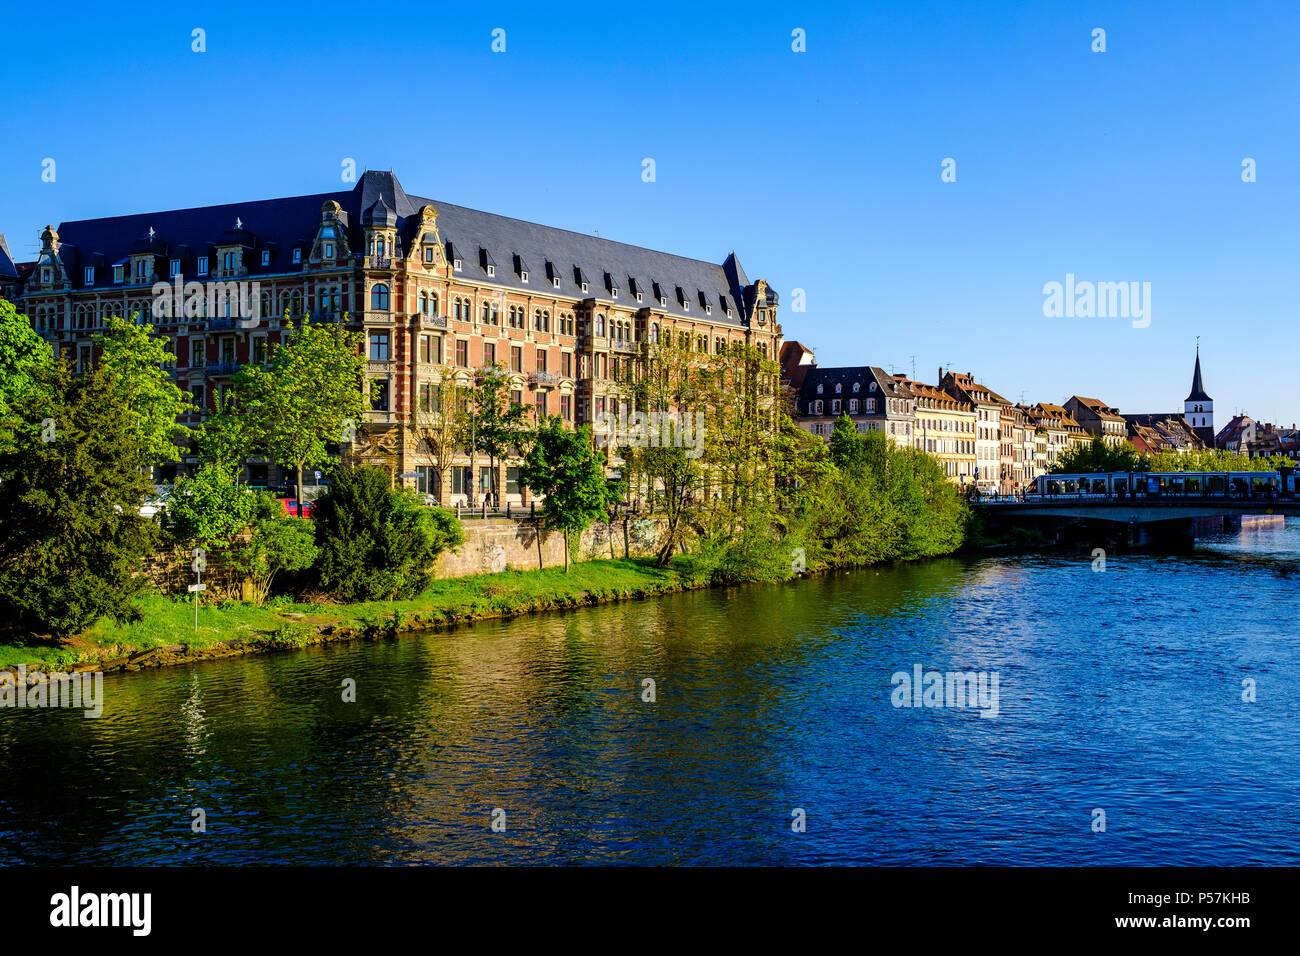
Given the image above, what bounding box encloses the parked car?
[139,488,172,518]
[278,498,316,518]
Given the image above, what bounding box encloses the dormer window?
[42,267,52,283]
[835,383,842,394]
[84,266,94,285]
[487,264,496,277]
[113,265,125,284]
[581,281,589,293]
[323,242,334,259]
[424,248,434,263]
[869,381,877,392]
[293,248,302,264]
[521,270,528,282]
[636,292,643,303]
[169,259,181,277]
[660,296,667,307]
[705,305,711,314]
[261,250,270,266]
[552,277,560,289]
[453,258,463,271]
[198,256,209,276]
[612,287,619,298]
[852,382,860,392]
[816,384,823,394]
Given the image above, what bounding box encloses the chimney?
[938,367,943,383]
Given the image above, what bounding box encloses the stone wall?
[144,516,671,593]
[433,515,668,577]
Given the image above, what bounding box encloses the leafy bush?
[313,465,464,600]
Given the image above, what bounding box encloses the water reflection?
[1,526,1298,865]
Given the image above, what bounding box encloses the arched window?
[482,301,491,322]
[649,323,658,343]
[430,293,440,316]
[371,284,390,311]
[419,291,428,314]
[594,313,605,337]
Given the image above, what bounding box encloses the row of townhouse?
[1,171,782,504]
[781,343,1217,493]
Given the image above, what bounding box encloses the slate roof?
[44,171,766,328]
[795,365,914,414]
[0,234,17,281]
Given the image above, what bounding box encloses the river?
[3,522,1299,865]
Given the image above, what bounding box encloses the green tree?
[313,465,464,600]
[234,316,366,516]
[92,313,193,467]
[520,419,617,571]
[226,499,317,605]
[0,356,157,638]
[193,391,251,469]
[410,365,465,503]
[0,298,53,444]
[1053,434,1141,473]
[462,363,530,507]
[165,463,261,552]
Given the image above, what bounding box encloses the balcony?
[207,362,239,375]
[420,314,448,329]
[611,340,639,353]
[529,371,562,386]
[357,255,395,270]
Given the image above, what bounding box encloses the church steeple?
[1184,344,1213,442]
[1186,346,1211,403]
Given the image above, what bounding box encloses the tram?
[1026,467,1295,500]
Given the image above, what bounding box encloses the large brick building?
[7,171,781,503]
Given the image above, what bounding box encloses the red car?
[278,498,316,518]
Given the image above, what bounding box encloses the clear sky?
[2,1,1296,424]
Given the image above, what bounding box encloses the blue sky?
[2,1,1297,423]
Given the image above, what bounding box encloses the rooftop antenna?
[909,355,917,380]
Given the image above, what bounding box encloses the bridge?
[972,495,1300,523]
[971,495,1296,547]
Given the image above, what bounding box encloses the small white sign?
[187,584,207,593]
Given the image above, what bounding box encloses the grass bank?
[0,558,706,674]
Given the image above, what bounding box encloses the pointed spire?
[1186,344,1211,403]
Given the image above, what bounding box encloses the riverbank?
[0,558,715,675]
